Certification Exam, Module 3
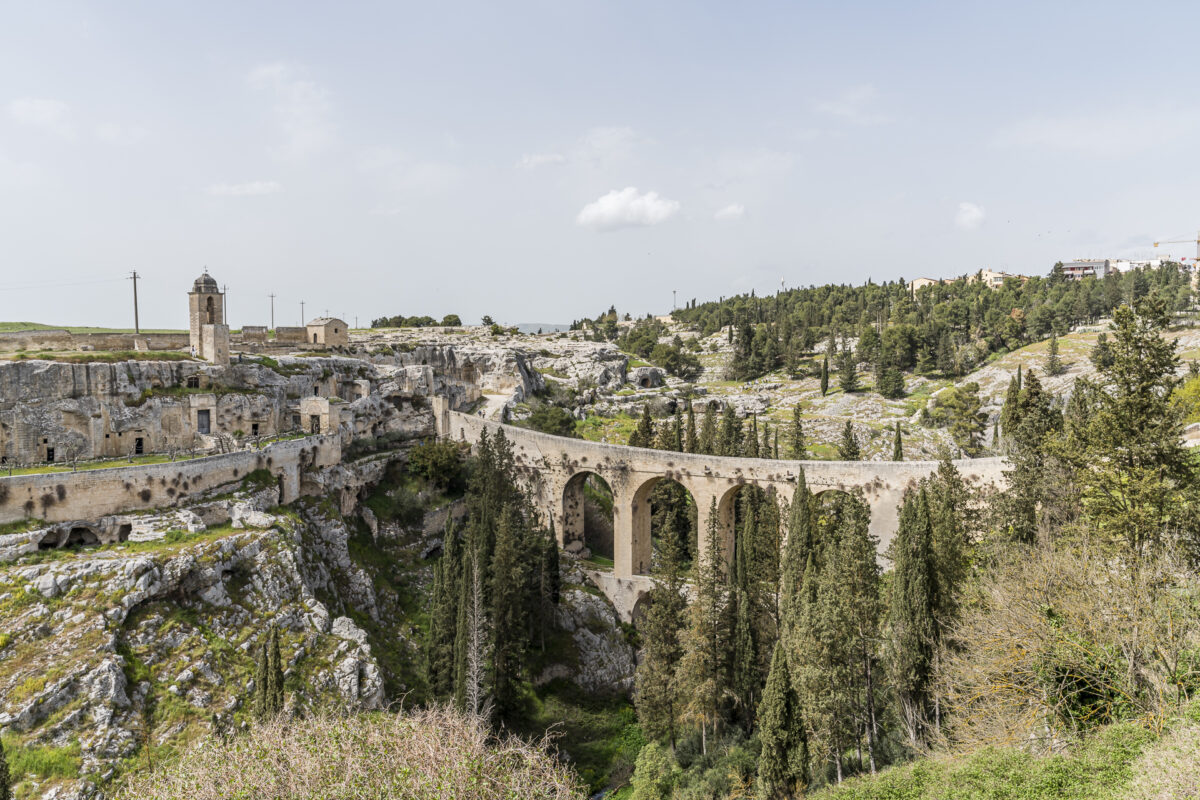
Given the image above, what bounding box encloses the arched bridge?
[433,400,1006,618]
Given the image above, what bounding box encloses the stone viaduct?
[434,400,1007,619]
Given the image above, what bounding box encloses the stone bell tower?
[188,271,230,366]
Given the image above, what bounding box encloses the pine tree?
[838,346,859,393]
[685,402,698,453]
[889,489,937,749]
[789,405,806,459]
[756,643,808,799]
[629,404,655,448]
[1046,332,1065,376]
[892,422,903,461]
[820,357,829,396]
[877,365,905,399]
[0,734,9,800]
[837,421,861,461]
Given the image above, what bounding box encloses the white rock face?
[552,588,636,694]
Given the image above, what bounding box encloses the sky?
[3,1,1200,329]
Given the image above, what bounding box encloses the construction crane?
[1153,230,1200,263]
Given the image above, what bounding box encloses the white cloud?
[8,97,74,139]
[516,152,567,169]
[992,112,1199,157]
[715,203,745,221]
[96,122,148,145]
[576,187,679,232]
[955,202,985,230]
[247,62,333,159]
[206,181,282,197]
[815,84,888,125]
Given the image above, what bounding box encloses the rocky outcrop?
[0,491,387,786]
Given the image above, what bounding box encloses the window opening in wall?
[187,376,200,389]
[314,386,319,395]
[313,333,318,343]
[310,415,321,434]
[135,437,144,455]
[292,414,301,429]
[206,295,215,324]
[251,423,259,436]
[197,409,211,434]
[46,447,55,462]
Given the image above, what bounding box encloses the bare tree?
[464,549,492,720]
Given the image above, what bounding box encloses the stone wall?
[0,330,190,354]
[0,434,340,525]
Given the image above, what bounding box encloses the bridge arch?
[560,470,615,562]
[627,474,698,576]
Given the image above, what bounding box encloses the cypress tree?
[1046,332,1065,376]
[254,629,270,718]
[820,356,829,396]
[889,489,937,749]
[537,521,561,652]
[629,404,654,448]
[892,422,903,461]
[745,415,760,458]
[685,402,698,453]
[1000,373,1022,443]
[718,404,742,456]
[489,506,529,723]
[838,346,859,393]
[672,406,684,452]
[699,403,717,455]
[773,431,779,459]
[780,470,813,621]
[679,498,728,755]
[837,421,861,461]
[789,405,806,459]
[635,512,688,748]
[426,518,462,698]
[756,643,808,799]
[268,626,284,715]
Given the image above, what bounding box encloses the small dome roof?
[193,273,219,293]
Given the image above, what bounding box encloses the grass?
[1,735,82,780]
[520,678,644,795]
[812,722,1155,800]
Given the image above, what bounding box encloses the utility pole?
[222,284,228,325]
[128,270,140,334]
[672,289,676,311]
[300,301,305,326]
[269,294,275,330]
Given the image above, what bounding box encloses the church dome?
[193,273,219,293]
